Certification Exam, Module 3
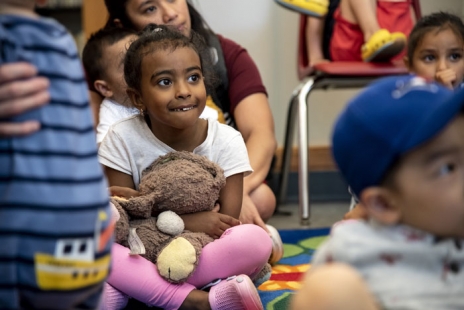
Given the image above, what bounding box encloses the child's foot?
[361,29,406,62]
[275,0,329,17]
[101,283,129,310]
[266,224,283,264]
[252,263,273,287]
[209,275,264,310]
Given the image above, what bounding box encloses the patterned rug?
[258,228,330,310]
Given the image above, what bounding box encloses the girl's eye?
[158,79,171,86]
[144,6,156,13]
[449,53,462,61]
[188,74,201,83]
[438,163,456,176]
[423,55,435,62]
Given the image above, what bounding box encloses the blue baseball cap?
[332,75,464,198]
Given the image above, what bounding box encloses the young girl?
[344,12,464,221]
[405,11,464,90]
[98,25,271,310]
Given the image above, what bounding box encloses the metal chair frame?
[277,0,422,225]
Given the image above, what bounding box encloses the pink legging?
[106,224,272,309]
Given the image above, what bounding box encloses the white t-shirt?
[96,98,219,144]
[96,98,139,144]
[98,116,252,189]
[313,220,464,309]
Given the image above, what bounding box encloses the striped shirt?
[0,15,111,309]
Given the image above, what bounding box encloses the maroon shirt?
[218,35,268,115]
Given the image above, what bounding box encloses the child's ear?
[403,56,411,70]
[127,88,144,111]
[113,19,123,28]
[360,187,401,225]
[94,80,113,98]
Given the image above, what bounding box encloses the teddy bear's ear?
[110,198,130,244]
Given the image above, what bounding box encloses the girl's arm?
[104,166,138,199]
[181,174,242,239]
[217,173,244,219]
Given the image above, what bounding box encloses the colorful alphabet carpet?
[257,227,330,310]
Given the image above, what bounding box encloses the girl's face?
[124,0,191,37]
[408,28,464,88]
[135,46,206,133]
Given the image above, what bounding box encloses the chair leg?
[277,89,299,208]
[297,78,316,226]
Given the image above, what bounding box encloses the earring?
[139,109,145,117]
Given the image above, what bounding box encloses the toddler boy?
[82,27,139,144]
[0,0,112,308]
[292,75,464,309]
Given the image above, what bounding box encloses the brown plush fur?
[111,151,226,283]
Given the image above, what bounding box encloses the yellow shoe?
[275,0,329,17]
[361,29,406,62]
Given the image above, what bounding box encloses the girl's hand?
[109,186,140,199]
[0,63,50,137]
[181,211,240,239]
[435,69,457,89]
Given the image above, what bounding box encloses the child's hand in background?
[181,211,240,239]
[435,69,457,89]
[109,186,140,199]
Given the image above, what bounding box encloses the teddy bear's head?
[117,151,226,219]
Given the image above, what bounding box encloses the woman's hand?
[0,63,50,137]
[239,194,268,231]
[181,211,240,239]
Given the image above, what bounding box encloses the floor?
[267,201,349,230]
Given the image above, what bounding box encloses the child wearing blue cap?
[291,75,464,310]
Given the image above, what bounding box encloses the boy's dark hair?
[104,0,215,47]
[407,12,464,64]
[124,24,216,95]
[82,27,137,91]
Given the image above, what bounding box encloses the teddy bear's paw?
[157,237,198,283]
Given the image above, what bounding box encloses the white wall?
[195,0,463,147]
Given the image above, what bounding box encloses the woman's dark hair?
[407,12,464,64]
[104,0,215,47]
[124,24,215,94]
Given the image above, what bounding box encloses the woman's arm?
[0,63,50,136]
[234,93,277,195]
[234,93,277,228]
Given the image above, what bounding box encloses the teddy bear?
[111,151,227,284]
